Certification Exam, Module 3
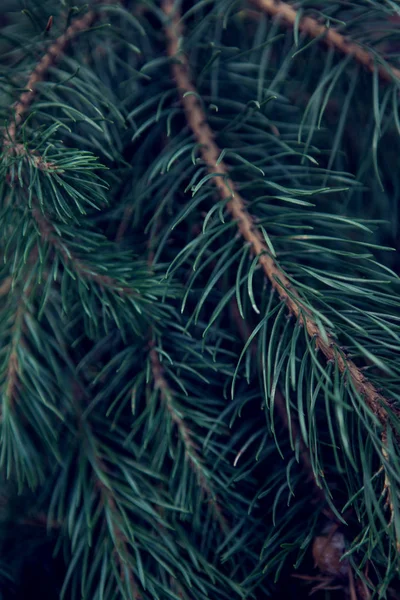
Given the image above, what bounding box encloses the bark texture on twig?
[249,0,400,83]
[8,8,97,142]
[32,208,135,295]
[149,344,229,533]
[162,0,391,428]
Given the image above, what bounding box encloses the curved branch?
[8,7,98,142]
[249,0,400,83]
[162,0,390,428]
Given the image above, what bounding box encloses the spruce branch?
[4,144,60,173]
[229,297,325,504]
[8,7,98,142]
[4,322,21,411]
[162,0,393,430]
[0,278,11,299]
[32,208,135,295]
[97,473,141,599]
[248,0,400,84]
[149,343,229,533]
[2,289,32,412]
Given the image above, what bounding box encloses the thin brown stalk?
[3,293,30,410]
[32,208,134,295]
[162,0,391,429]
[99,486,141,599]
[249,0,400,84]
[8,8,98,142]
[149,344,229,533]
[90,446,141,599]
[0,277,11,298]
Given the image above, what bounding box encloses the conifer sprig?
[149,343,229,533]
[250,0,400,84]
[7,8,98,142]
[162,0,395,427]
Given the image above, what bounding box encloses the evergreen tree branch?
[229,298,325,505]
[162,0,393,429]
[145,201,229,534]
[96,466,142,598]
[248,0,400,84]
[4,303,23,410]
[8,7,98,142]
[149,343,229,533]
[32,207,136,295]
[0,279,11,298]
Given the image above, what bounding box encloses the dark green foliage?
[1,1,400,599]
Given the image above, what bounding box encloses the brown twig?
[0,277,12,298]
[3,293,30,411]
[249,0,400,84]
[162,0,391,430]
[149,344,229,533]
[99,484,141,599]
[32,207,134,295]
[7,8,98,143]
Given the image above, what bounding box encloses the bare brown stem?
[149,344,229,533]
[162,0,391,429]
[249,0,400,84]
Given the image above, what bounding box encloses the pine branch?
[32,208,135,295]
[7,7,98,142]
[0,278,11,298]
[5,144,60,173]
[97,479,141,599]
[229,297,325,502]
[149,343,229,533]
[162,0,393,430]
[3,292,29,411]
[145,196,229,533]
[248,0,400,84]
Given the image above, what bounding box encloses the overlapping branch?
[8,8,98,142]
[162,0,391,428]
[2,289,33,412]
[229,298,325,504]
[32,208,135,295]
[149,344,229,533]
[249,0,400,84]
[96,471,141,598]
